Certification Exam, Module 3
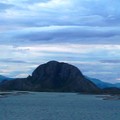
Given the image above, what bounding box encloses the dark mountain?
[0,61,100,93]
[86,76,120,89]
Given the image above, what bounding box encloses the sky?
[0,0,120,83]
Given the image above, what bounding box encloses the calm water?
[0,92,120,120]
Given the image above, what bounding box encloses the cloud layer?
[0,0,120,83]
[0,0,120,45]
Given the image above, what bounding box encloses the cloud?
[14,73,29,78]
[1,43,120,83]
[18,26,120,41]
[0,0,120,46]
[3,0,49,4]
[1,0,120,30]
[1,0,120,83]
[116,78,120,81]
[100,60,120,64]
[1,26,120,45]
[0,3,14,11]
[19,0,49,4]
[0,58,27,64]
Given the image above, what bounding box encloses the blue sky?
[0,0,120,83]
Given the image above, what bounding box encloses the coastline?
[0,91,120,100]
[0,91,29,98]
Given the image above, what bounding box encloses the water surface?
[0,92,120,120]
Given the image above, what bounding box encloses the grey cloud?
[1,0,120,83]
[0,58,27,64]
[14,26,120,44]
[0,58,40,65]
[1,26,120,45]
[0,3,14,11]
[76,62,120,83]
[100,60,120,64]
[23,0,50,4]
[1,0,120,29]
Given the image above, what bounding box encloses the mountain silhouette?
[0,61,100,93]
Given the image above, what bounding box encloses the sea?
[0,92,120,120]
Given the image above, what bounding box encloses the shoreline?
[0,91,29,98]
[0,91,120,100]
[96,94,120,100]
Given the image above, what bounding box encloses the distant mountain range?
[0,61,120,94]
[86,76,120,89]
[0,75,13,82]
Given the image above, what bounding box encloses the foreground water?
[0,92,120,120]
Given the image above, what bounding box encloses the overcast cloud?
[0,0,120,83]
